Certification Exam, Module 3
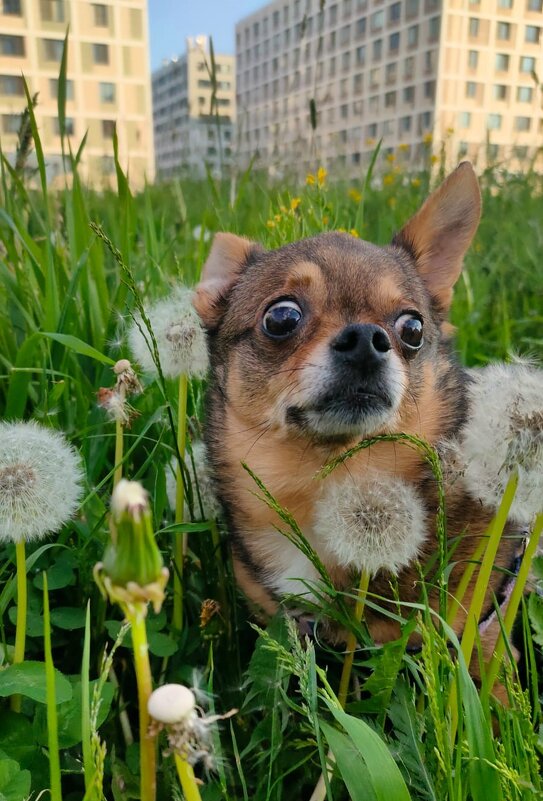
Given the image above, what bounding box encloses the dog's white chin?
[302,407,399,440]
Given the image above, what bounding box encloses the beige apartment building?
[236,0,543,175]
[0,0,154,188]
[152,36,236,178]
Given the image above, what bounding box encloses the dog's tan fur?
[194,164,521,659]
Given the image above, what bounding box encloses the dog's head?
[194,164,481,445]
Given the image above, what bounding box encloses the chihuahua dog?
[193,164,522,669]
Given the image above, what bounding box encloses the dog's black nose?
[331,323,391,369]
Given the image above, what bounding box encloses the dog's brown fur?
[194,164,521,663]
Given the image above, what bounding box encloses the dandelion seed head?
[166,440,221,521]
[128,286,208,379]
[313,473,427,576]
[461,361,543,524]
[147,684,196,725]
[0,421,84,544]
[111,479,148,520]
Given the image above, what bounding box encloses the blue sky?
[149,1,265,69]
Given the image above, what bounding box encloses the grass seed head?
[313,472,427,576]
[128,286,208,379]
[0,421,84,544]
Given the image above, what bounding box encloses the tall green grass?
[0,58,543,800]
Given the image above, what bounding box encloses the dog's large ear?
[193,233,262,328]
[392,162,481,313]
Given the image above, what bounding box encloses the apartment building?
[0,0,154,188]
[152,35,235,178]
[236,0,543,175]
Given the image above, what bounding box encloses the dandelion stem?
[338,569,370,708]
[174,754,203,801]
[113,384,126,487]
[446,535,488,629]
[11,539,27,712]
[173,372,188,632]
[485,512,543,695]
[129,607,156,801]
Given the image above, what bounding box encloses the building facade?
[0,0,154,188]
[235,0,543,175]
[152,36,235,178]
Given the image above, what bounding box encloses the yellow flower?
[349,228,359,238]
[422,132,433,145]
[274,214,282,222]
[306,173,315,186]
[348,188,362,203]
[385,152,395,163]
[280,205,287,213]
[317,166,327,187]
[266,220,275,229]
[290,197,301,211]
[323,215,329,225]
[411,178,421,188]
[383,173,395,186]
[398,143,409,152]
[387,197,397,208]
[430,154,439,165]
[337,227,347,233]
[365,137,375,146]
[446,127,455,136]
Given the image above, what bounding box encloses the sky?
[149,1,265,69]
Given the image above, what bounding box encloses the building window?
[428,16,440,41]
[418,111,432,132]
[487,113,502,129]
[515,116,531,131]
[406,0,419,16]
[353,73,363,92]
[389,2,401,23]
[403,85,415,102]
[525,25,540,43]
[469,18,480,37]
[0,34,25,56]
[495,53,509,70]
[404,55,415,78]
[385,91,396,107]
[102,119,115,138]
[373,39,382,59]
[389,32,400,52]
[356,45,366,65]
[407,25,418,47]
[517,86,533,102]
[356,17,366,37]
[92,43,109,64]
[369,67,380,86]
[458,141,468,157]
[468,49,478,68]
[92,4,108,26]
[514,145,528,158]
[2,113,21,133]
[496,22,511,39]
[339,25,350,46]
[498,0,513,6]
[54,116,74,135]
[367,123,377,138]
[2,0,22,14]
[370,9,384,31]
[424,80,435,99]
[49,77,74,99]
[342,51,350,70]
[99,81,115,102]
[0,74,24,95]
[520,55,536,72]
[424,50,436,72]
[369,94,379,112]
[329,4,337,24]
[386,62,397,83]
[43,38,64,61]
[493,84,508,99]
[487,144,500,160]
[459,111,471,127]
[340,103,348,118]
[527,0,542,9]
[40,0,65,22]
[400,115,411,131]
[466,81,477,98]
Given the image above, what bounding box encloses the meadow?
[1,78,543,800]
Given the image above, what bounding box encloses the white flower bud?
[147,684,196,725]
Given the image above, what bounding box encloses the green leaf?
[320,721,376,801]
[0,714,49,794]
[33,559,74,590]
[531,555,543,582]
[0,661,72,705]
[147,631,178,657]
[8,607,43,638]
[324,701,412,801]
[528,592,543,647]
[0,757,31,801]
[50,606,87,630]
[34,678,114,749]
[41,332,115,365]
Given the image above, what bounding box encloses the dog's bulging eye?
[395,313,423,349]
[262,300,303,338]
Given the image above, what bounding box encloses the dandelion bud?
[313,473,427,576]
[147,684,196,725]
[95,479,169,614]
[0,421,83,543]
[460,361,543,524]
[128,286,209,379]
